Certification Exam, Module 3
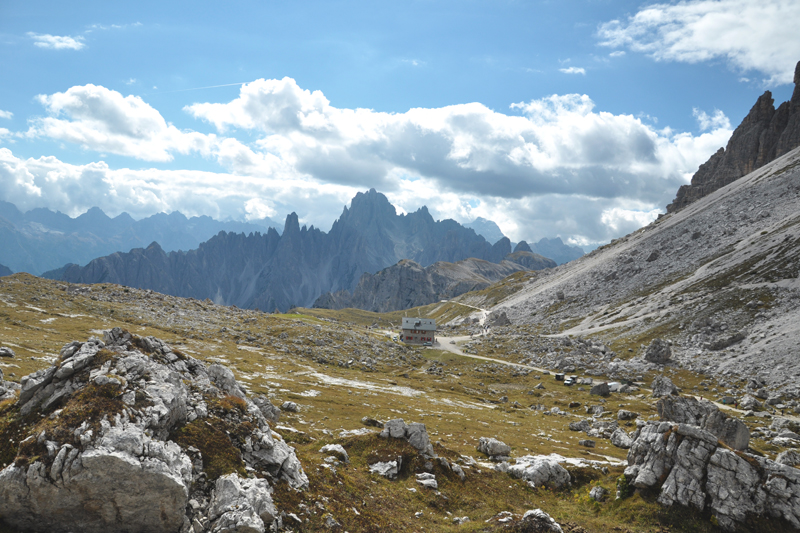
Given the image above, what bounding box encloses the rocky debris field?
[454,147,800,395]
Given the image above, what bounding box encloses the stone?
[776,449,800,466]
[208,474,277,533]
[503,456,571,489]
[617,409,638,421]
[378,419,435,456]
[369,460,400,479]
[589,486,609,502]
[739,394,762,411]
[644,339,671,364]
[280,401,299,413]
[610,428,633,449]
[519,509,563,532]
[568,420,591,432]
[477,437,511,458]
[0,346,15,358]
[590,382,610,396]
[657,396,749,450]
[319,444,349,464]
[651,375,678,398]
[416,472,438,489]
[579,439,595,448]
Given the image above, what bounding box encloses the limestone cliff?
[667,61,800,212]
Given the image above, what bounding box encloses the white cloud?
[0,110,12,119]
[693,108,731,132]
[13,78,734,246]
[27,32,86,50]
[28,84,217,162]
[598,0,800,85]
[559,66,586,75]
[609,51,626,58]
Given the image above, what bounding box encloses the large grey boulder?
[0,328,308,532]
[645,339,672,364]
[624,420,800,531]
[519,509,563,532]
[477,437,511,459]
[208,474,277,533]
[379,419,435,456]
[657,395,749,450]
[590,382,610,396]
[0,346,15,358]
[610,428,633,449]
[501,455,570,488]
[651,375,678,398]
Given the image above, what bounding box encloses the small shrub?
[617,474,634,499]
[170,419,246,480]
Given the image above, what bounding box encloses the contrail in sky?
[145,82,247,95]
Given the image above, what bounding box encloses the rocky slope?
[0,263,11,277]
[0,201,279,275]
[667,61,800,212]
[314,253,554,312]
[456,137,800,394]
[44,190,530,312]
[0,327,305,533]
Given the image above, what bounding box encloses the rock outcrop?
[657,395,749,450]
[625,421,800,531]
[0,263,11,277]
[0,328,306,533]
[667,61,800,212]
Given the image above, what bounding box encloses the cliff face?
[667,61,800,212]
[313,253,555,313]
[45,190,530,312]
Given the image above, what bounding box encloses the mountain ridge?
[0,201,281,275]
[44,190,555,311]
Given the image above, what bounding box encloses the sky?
[1,0,799,249]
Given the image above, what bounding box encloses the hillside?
[314,254,554,313]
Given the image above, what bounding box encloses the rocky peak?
[667,60,800,212]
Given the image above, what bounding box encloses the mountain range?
[0,201,280,275]
[43,189,578,311]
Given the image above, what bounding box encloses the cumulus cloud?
[0,110,13,119]
[693,108,731,132]
[14,78,734,246]
[598,0,800,85]
[559,67,586,75]
[28,85,217,162]
[27,32,86,50]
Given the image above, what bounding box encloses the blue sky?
[1,0,798,248]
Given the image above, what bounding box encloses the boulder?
[379,419,435,456]
[502,456,570,489]
[739,394,762,411]
[568,420,591,432]
[610,428,633,449]
[0,346,15,358]
[320,444,349,464]
[777,450,800,466]
[590,382,610,396]
[657,395,749,450]
[645,339,671,364]
[369,460,400,479]
[651,375,678,398]
[0,328,308,532]
[519,509,563,532]
[416,472,438,489]
[208,474,277,533]
[624,420,800,531]
[617,409,638,421]
[589,486,609,502]
[477,437,511,458]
